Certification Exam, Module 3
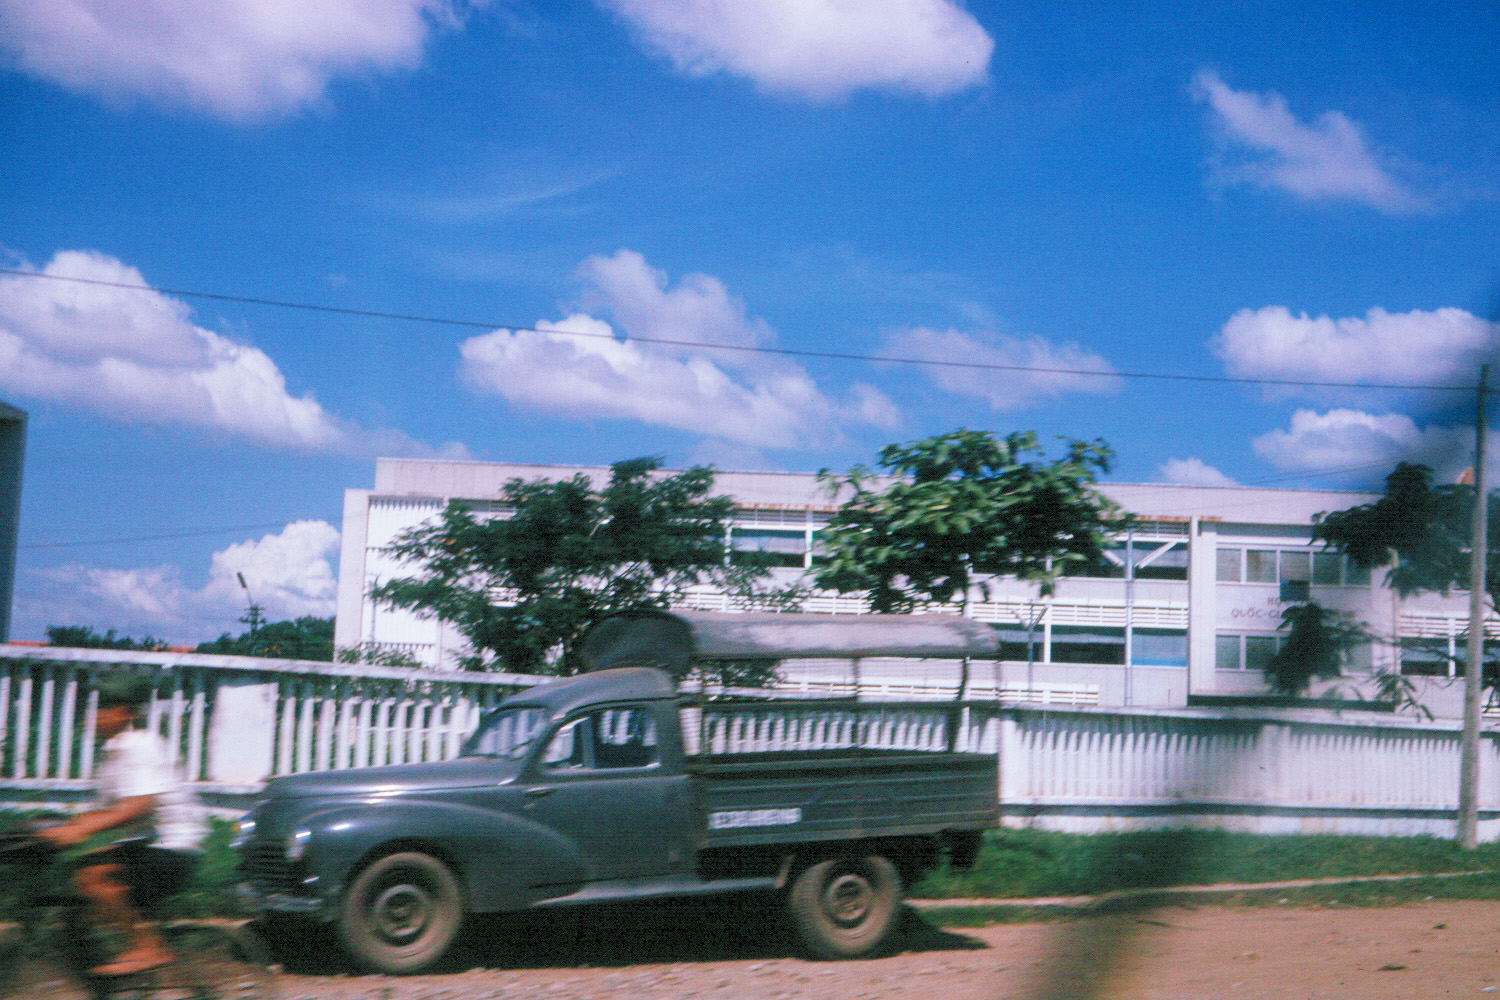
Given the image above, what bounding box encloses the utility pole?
[1024,600,1046,699]
[1124,528,1135,708]
[237,572,263,656]
[1459,365,1488,850]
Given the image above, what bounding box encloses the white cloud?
[0,0,463,121]
[578,249,773,355]
[1158,458,1237,487]
[880,327,1117,410]
[1213,305,1495,387]
[19,521,341,644]
[602,0,992,101]
[1251,408,1471,479]
[459,250,900,450]
[686,440,778,472]
[0,250,457,455]
[201,520,342,617]
[1191,70,1423,213]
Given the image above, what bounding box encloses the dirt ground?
[264,897,1500,1000]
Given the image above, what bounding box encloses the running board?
[530,874,779,908]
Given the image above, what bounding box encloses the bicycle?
[0,826,278,1000]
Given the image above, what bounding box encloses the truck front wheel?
[338,852,463,974]
[787,855,901,959]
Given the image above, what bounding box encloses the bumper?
[236,880,330,918]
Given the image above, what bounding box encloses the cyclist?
[38,674,207,975]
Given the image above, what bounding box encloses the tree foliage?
[370,457,798,676]
[1314,462,1495,604]
[1265,602,1364,696]
[1310,461,1500,702]
[813,429,1127,612]
[195,616,334,661]
[46,625,169,651]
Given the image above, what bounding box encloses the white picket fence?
[0,645,538,802]
[999,706,1500,839]
[2,644,1498,840]
[682,703,1001,756]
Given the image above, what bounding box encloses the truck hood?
[264,756,522,799]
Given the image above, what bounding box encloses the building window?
[1279,579,1311,602]
[1244,635,1280,674]
[1279,551,1311,582]
[990,622,1043,662]
[1245,549,1278,583]
[1214,633,1283,671]
[1345,642,1373,673]
[1399,638,1451,677]
[729,527,807,568]
[1051,626,1125,665]
[1065,539,1188,580]
[1074,543,1125,578]
[1218,547,1371,588]
[1312,552,1342,585]
[1134,543,1188,581]
[1131,629,1187,667]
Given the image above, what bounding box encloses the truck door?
[521,703,695,883]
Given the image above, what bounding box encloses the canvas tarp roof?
[579,609,999,675]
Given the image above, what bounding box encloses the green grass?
[910,828,1500,900]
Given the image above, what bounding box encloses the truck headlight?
[285,827,312,861]
[230,815,256,851]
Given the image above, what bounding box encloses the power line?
[17,521,339,550]
[0,266,1482,394]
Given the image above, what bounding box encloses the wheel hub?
[372,884,432,943]
[823,872,874,927]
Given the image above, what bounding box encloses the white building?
[334,458,1482,717]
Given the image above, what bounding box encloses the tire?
[163,921,278,1000]
[787,855,901,960]
[337,852,463,975]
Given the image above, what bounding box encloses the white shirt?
[95,728,207,852]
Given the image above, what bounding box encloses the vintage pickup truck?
[234,610,1000,973]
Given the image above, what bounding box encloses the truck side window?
[541,707,658,772]
[595,707,657,769]
[542,716,591,770]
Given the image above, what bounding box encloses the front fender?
[294,797,588,913]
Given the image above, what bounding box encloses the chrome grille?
[238,837,296,894]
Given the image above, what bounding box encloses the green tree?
[46,625,169,651]
[195,616,334,661]
[1312,460,1500,697]
[1265,602,1365,696]
[813,430,1126,694]
[370,457,798,676]
[815,429,1126,609]
[1315,462,1496,605]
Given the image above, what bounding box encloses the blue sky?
[1,1,1496,645]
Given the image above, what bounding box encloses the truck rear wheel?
[787,855,901,959]
[338,851,463,974]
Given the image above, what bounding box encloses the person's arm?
[38,795,157,847]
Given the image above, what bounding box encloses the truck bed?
[690,749,998,847]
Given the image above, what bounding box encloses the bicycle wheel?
[159,921,277,1000]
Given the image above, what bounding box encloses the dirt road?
[269,897,1500,1000]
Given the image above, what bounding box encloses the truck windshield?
[460,707,547,758]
